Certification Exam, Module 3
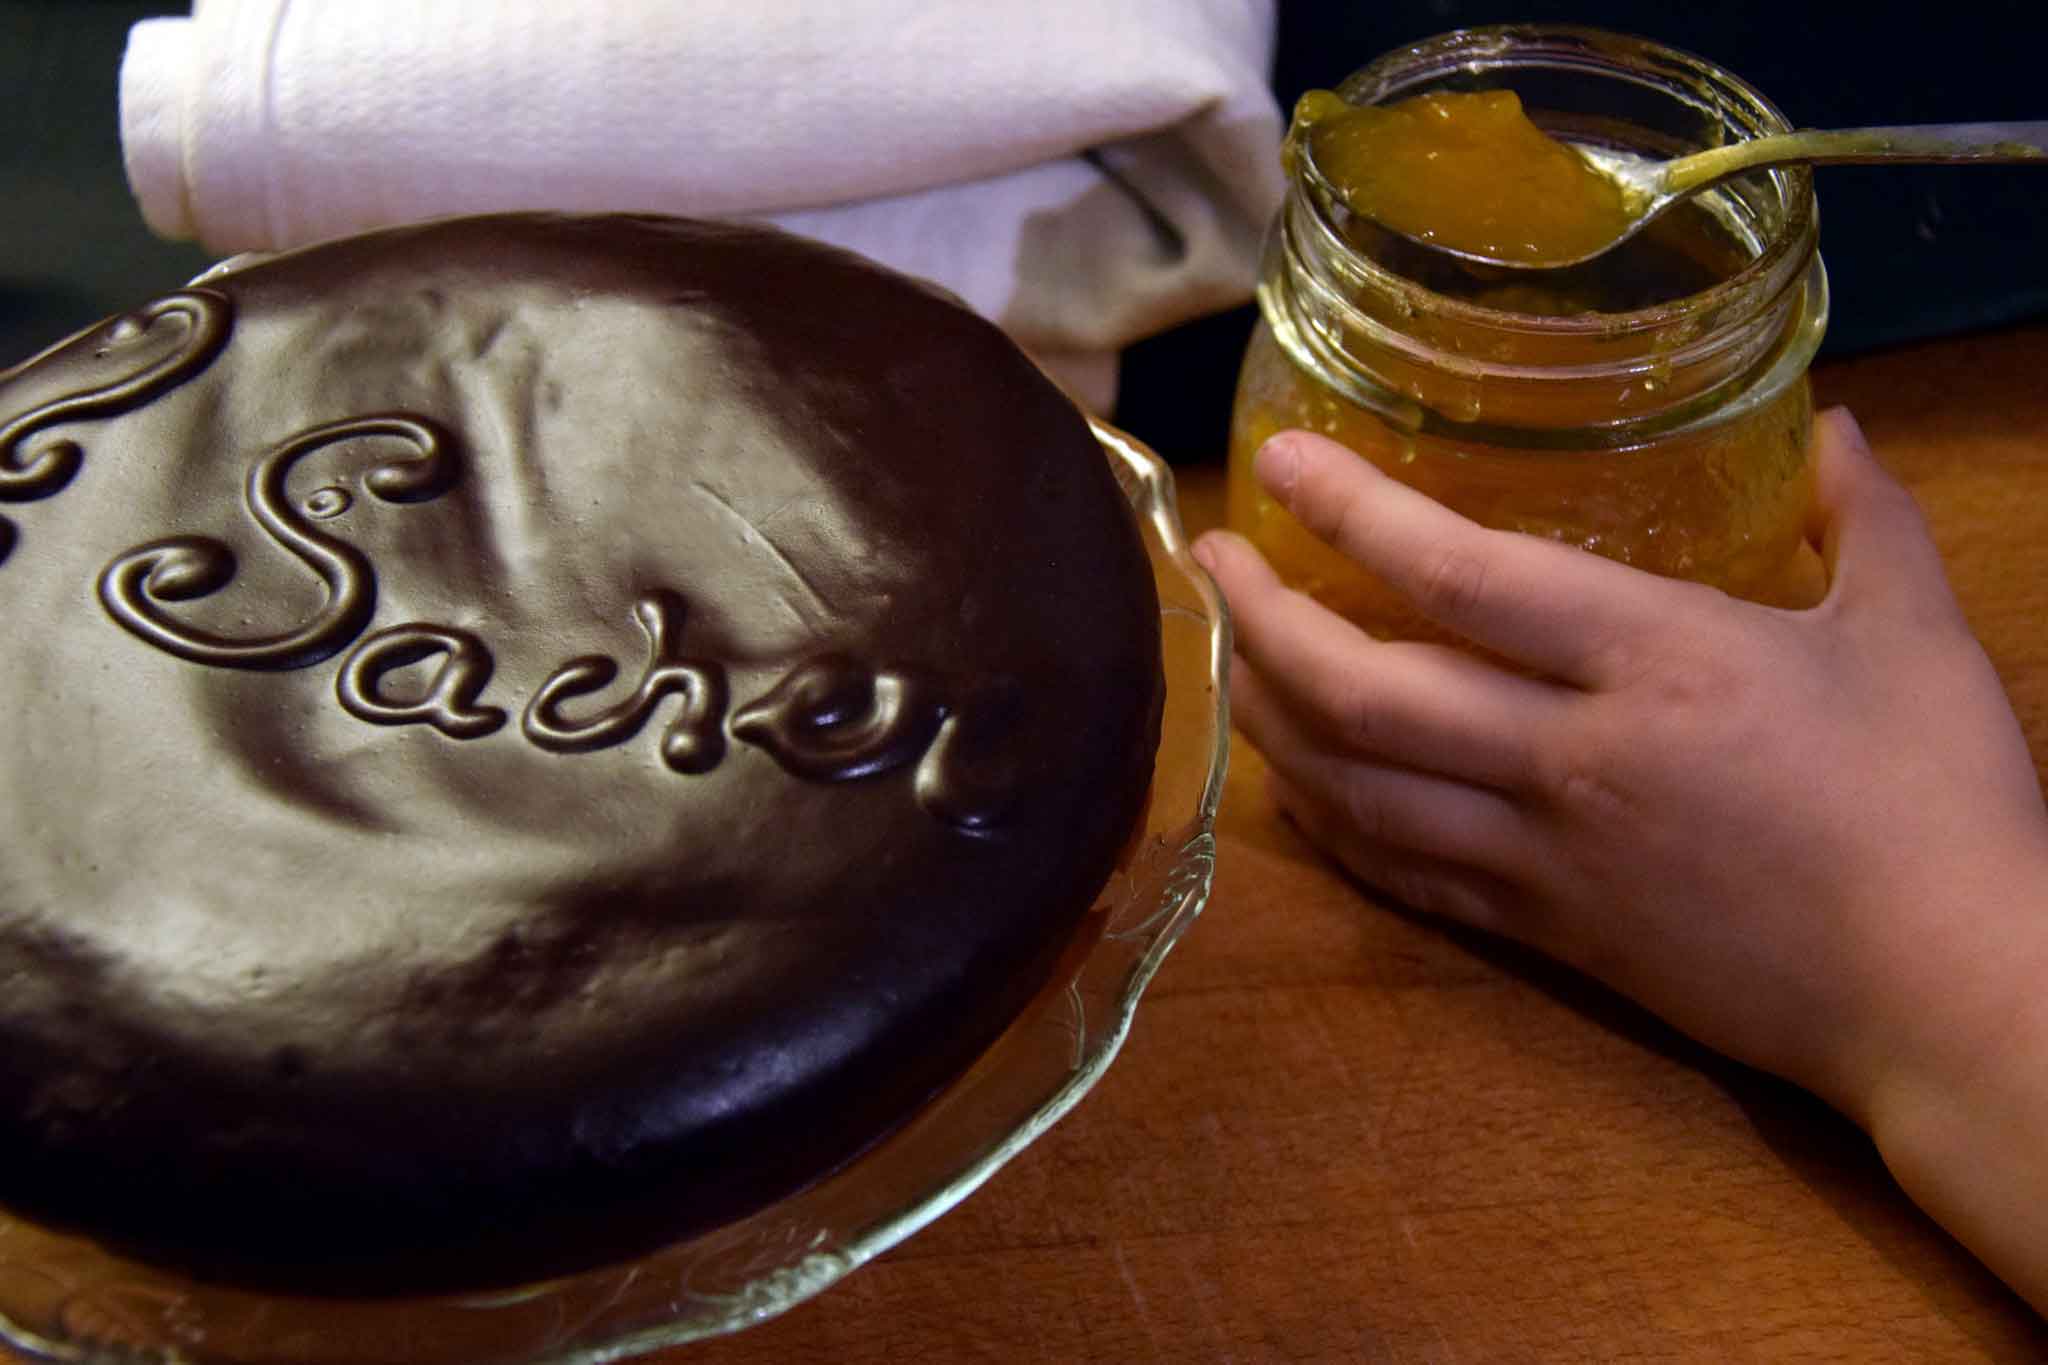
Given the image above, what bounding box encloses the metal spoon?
[1436,122,2048,271]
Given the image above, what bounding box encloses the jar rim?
[1303,23,1819,340]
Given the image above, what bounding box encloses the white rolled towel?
[120,0,1286,412]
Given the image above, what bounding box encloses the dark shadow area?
[0,1,214,365]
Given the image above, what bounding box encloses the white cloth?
[119,0,1285,411]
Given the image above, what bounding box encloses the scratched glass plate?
[0,421,1230,1365]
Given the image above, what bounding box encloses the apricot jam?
[1294,88,1636,268]
[1228,28,1829,641]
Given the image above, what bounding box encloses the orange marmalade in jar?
[1229,27,1830,639]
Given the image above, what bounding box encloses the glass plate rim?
[0,421,1232,1365]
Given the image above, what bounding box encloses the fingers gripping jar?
[1228,27,1830,640]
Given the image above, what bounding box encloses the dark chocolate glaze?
[0,214,1162,1295]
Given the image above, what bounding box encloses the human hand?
[1193,410,2048,1134]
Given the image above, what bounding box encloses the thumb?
[1807,406,1960,621]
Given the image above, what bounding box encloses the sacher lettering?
[1,291,1016,829]
[86,413,1011,827]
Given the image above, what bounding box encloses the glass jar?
[1227,26,1830,641]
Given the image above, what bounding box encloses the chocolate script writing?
[0,290,1012,830]
[88,414,1012,827]
[0,290,232,566]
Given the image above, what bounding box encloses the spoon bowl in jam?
[1295,90,2048,272]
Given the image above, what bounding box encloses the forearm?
[1861,841,2048,1314]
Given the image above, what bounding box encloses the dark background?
[0,2,212,363]
[4,1,2045,464]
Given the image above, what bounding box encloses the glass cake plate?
[0,422,1230,1365]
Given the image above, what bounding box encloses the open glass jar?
[1227,26,1830,640]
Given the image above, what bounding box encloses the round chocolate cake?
[0,214,1162,1294]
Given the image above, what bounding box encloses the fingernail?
[1255,433,1303,505]
[1191,533,1220,574]
[1818,405,1871,452]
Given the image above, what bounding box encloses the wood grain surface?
[3,328,2043,1365]
[676,326,2048,1363]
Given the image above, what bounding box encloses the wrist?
[1853,830,2048,1310]
[1863,997,2048,1313]
[1830,822,2048,1120]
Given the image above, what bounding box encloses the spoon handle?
[1664,122,2048,194]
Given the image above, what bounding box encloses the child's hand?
[1195,409,2048,1307]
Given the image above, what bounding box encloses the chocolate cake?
[0,214,1163,1294]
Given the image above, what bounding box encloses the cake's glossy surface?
[0,214,1162,1295]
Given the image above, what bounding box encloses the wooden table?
[682,326,2048,1363]
[2,330,2042,1365]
